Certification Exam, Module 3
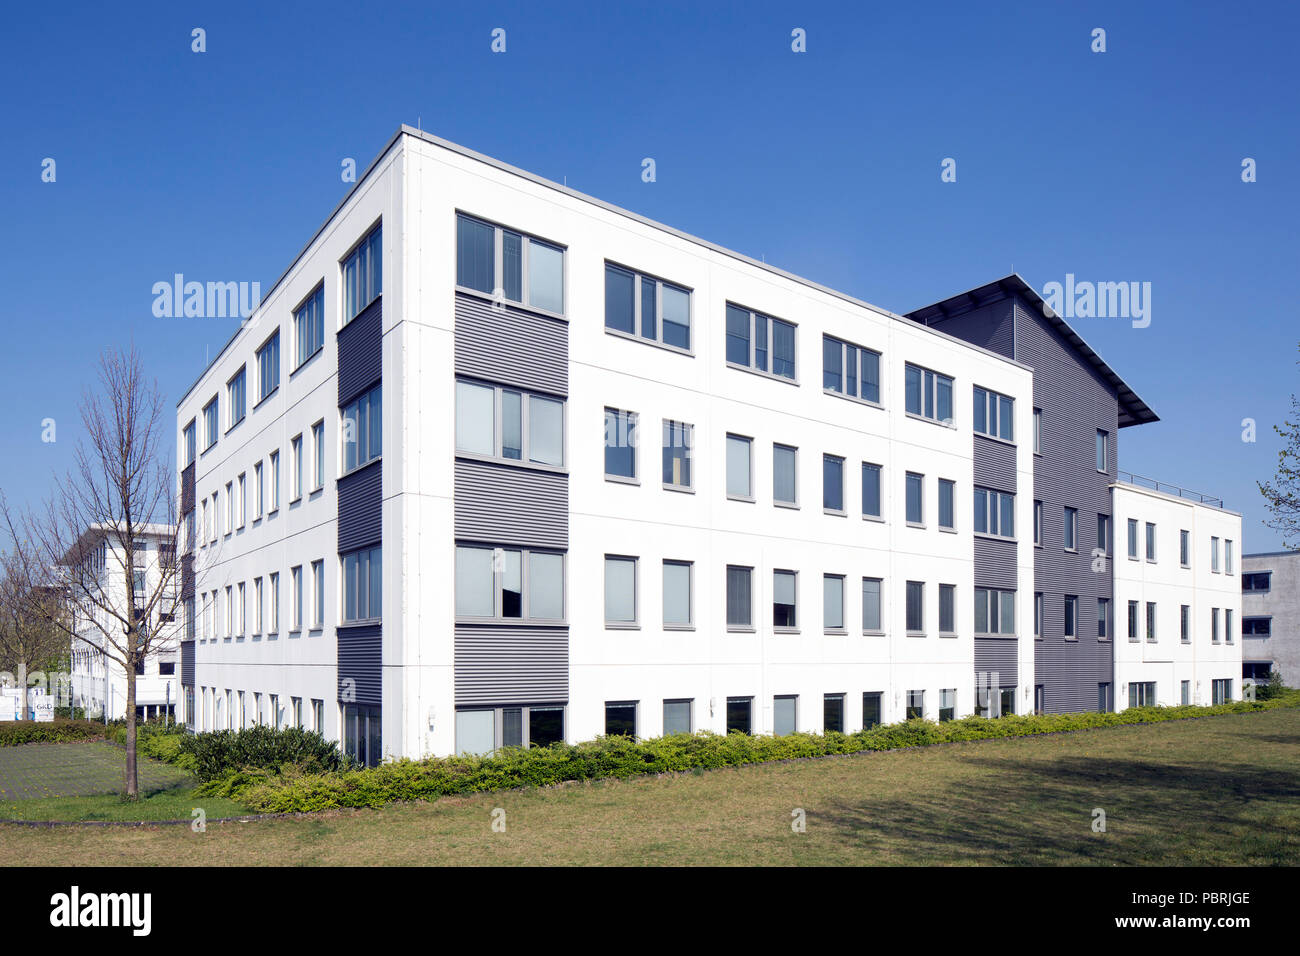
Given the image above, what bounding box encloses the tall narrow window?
[269,450,280,512]
[1145,522,1156,561]
[662,421,693,490]
[604,408,637,480]
[1064,595,1078,639]
[1211,536,1220,571]
[861,463,882,519]
[773,571,797,629]
[291,566,303,631]
[1033,408,1041,454]
[773,444,798,506]
[1098,597,1110,638]
[1146,601,1157,642]
[227,367,247,429]
[905,581,924,633]
[291,435,303,501]
[257,330,280,402]
[1064,507,1077,551]
[1127,519,1138,558]
[1096,429,1109,472]
[663,561,692,627]
[726,434,752,499]
[824,575,845,631]
[823,455,845,513]
[1180,604,1190,643]
[726,565,753,629]
[312,421,325,490]
[1127,600,1139,642]
[604,556,638,626]
[862,578,882,632]
[905,472,924,525]
[939,584,955,634]
[183,420,196,466]
[294,285,324,368]
[1097,514,1110,553]
[1180,529,1190,566]
[938,479,955,530]
[312,560,325,627]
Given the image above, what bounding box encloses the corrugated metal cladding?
[180,463,195,515]
[454,293,568,396]
[454,626,568,705]
[975,638,1018,686]
[1014,295,1119,713]
[973,537,1018,590]
[337,297,382,407]
[337,460,382,553]
[338,623,382,706]
[973,436,1016,492]
[454,459,568,549]
[181,554,195,601]
[921,298,1015,361]
[180,640,194,686]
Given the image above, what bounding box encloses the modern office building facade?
[1241,550,1300,687]
[174,127,1240,763]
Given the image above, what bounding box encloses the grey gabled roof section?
[906,273,1159,428]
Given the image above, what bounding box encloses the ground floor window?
[823,693,845,732]
[726,697,752,734]
[939,688,955,722]
[184,686,195,727]
[663,699,692,735]
[604,701,637,738]
[1034,684,1044,715]
[774,695,797,735]
[1243,661,1272,681]
[1128,681,1156,708]
[999,687,1015,717]
[906,689,924,720]
[1212,678,1232,705]
[342,703,382,768]
[862,692,882,729]
[455,704,567,755]
[1181,681,1191,706]
[1098,682,1112,712]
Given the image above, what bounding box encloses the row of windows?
[1119,521,1236,572]
[1123,602,1238,645]
[1129,679,1234,708]
[195,687,325,736]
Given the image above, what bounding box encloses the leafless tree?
[5,346,183,798]
[0,538,70,719]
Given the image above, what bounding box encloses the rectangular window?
[862,693,883,729]
[726,565,753,629]
[269,450,280,512]
[938,479,955,530]
[456,214,563,314]
[726,697,753,734]
[203,397,219,450]
[341,546,382,623]
[1127,518,1138,559]
[726,434,752,499]
[342,383,383,473]
[1212,679,1232,705]
[974,587,1016,635]
[904,363,953,424]
[1129,682,1157,708]
[1146,601,1157,642]
[725,303,796,380]
[311,560,324,627]
[342,703,382,768]
[939,688,956,722]
[662,420,693,490]
[1225,539,1234,574]
[1145,522,1156,562]
[939,583,955,634]
[604,262,691,350]
[861,462,882,519]
[773,570,797,629]
[905,581,924,633]
[862,577,882,632]
[224,481,233,534]
[1127,600,1139,642]
[1181,605,1191,643]
[604,555,638,626]
[1243,616,1270,636]
[1034,501,1043,545]
[269,572,279,633]
[662,560,693,627]
[1035,592,1043,638]
[604,702,637,738]
[1097,429,1109,472]
[294,285,324,368]
[1065,595,1078,639]
[342,225,382,323]
[604,408,637,480]
[291,435,304,501]
[1064,507,1078,551]
[236,582,245,636]
[1226,608,1235,644]
[1181,681,1191,706]
[291,566,302,631]
[1180,529,1190,567]
[257,330,280,402]
[227,367,246,430]
[1098,597,1110,639]
[253,577,263,634]
[1033,408,1042,454]
[905,472,924,525]
[183,420,196,466]
[774,695,797,736]
[455,545,565,622]
[906,690,924,721]
[823,335,881,403]
[823,454,845,513]
[312,420,325,490]
[773,444,798,506]
[1211,536,1220,572]
[663,699,692,735]
[973,386,1015,441]
[824,694,845,733]
[1098,514,1110,553]
[973,486,1015,538]
[236,473,246,528]
[1242,571,1271,591]
[824,575,845,631]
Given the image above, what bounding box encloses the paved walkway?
[0,741,190,800]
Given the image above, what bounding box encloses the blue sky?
[2,0,1297,548]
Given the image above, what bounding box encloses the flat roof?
[178,125,1033,408]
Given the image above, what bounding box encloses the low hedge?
[179,725,348,782]
[0,719,105,746]
[206,691,1300,813]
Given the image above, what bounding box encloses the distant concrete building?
[1241,550,1300,688]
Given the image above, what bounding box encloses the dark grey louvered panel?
[454,625,569,705]
[338,297,382,407]
[181,554,195,601]
[974,637,1018,686]
[1013,295,1119,713]
[180,640,195,687]
[338,623,382,706]
[973,536,1018,590]
[454,292,568,396]
[973,435,1017,492]
[338,459,382,553]
[919,298,1015,360]
[181,462,195,515]
[454,459,568,549]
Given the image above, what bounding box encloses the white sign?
[0,697,16,721]
[32,698,54,722]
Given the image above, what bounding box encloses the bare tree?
[6,346,183,798]
[1260,387,1300,549]
[0,539,69,719]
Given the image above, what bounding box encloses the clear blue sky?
[2,0,1297,549]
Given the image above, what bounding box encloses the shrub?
[180,725,348,782]
[0,718,104,746]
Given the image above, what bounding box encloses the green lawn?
[1,706,1296,865]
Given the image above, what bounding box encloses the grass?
[0,785,251,823]
[0,740,191,800]
[0,705,1296,865]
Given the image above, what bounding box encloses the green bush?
[54,707,87,720]
[180,725,347,782]
[211,692,1300,813]
[0,718,105,746]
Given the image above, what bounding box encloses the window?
[774,695,797,736]
[343,383,383,473]
[773,444,798,506]
[236,473,246,528]
[905,472,924,525]
[268,570,280,633]
[253,577,263,634]
[1034,501,1043,546]
[1064,507,1078,551]
[604,408,637,480]
[1126,600,1140,642]
[1212,679,1232,705]
[294,285,324,368]
[1181,681,1191,706]
[726,697,753,734]
[939,688,956,722]
[823,335,881,403]
[1211,536,1220,572]
[1099,683,1112,712]
[1126,519,1138,559]
[939,583,955,634]
[291,435,303,501]
[1242,571,1271,592]
[455,545,565,622]
[1242,616,1271,636]
[903,363,953,424]
[312,420,325,490]
[726,565,753,629]
[974,588,1015,635]
[662,561,693,627]
[604,556,638,626]
[974,487,1015,538]
[342,704,382,768]
[1146,601,1157,642]
[1065,595,1078,639]
[824,694,845,733]
[224,481,233,534]
[456,380,562,468]
[1097,514,1110,553]
[861,463,882,519]
[725,303,796,380]
[604,263,691,350]
[203,397,218,450]
[664,700,692,735]
[1145,522,1156,562]
[290,566,303,631]
[1129,682,1157,708]
[456,214,563,314]
[773,570,798,629]
[227,367,246,429]
[1181,605,1191,643]
[905,581,924,633]
[1035,592,1043,638]
[1098,597,1110,639]
[341,546,381,623]
[269,450,280,512]
[1226,609,1235,644]
[862,577,882,632]
[1180,529,1190,567]
[906,690,924,720]
[1033,408,1041,454]
[823,454,845,513]
[312,699,324,733]
[973,386,1014,441]
[183,420,196,466]
[824,575,845,631]
[343,225,382,322]
[605,702,637,738]
[726,434,752,499]
[1096,429,1109,472]
[862,693,883,729]
[938,479,955,530]
[662,421,693,490]
[257,330,280,402]
[1225,540,1234,574]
